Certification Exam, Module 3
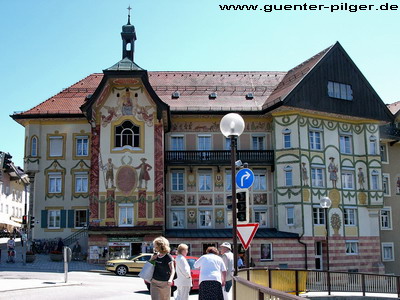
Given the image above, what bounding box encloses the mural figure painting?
[135,158,152,189]
[328,157,338,188]
[358,167,365,190]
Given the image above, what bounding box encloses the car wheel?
[115,265,128,276]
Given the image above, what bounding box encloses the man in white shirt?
[220,242,234,300]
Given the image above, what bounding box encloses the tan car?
[105,253,152,276]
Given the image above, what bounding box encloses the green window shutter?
[60,210,67,228]
[67,210,75,228]
[41,210,48,228]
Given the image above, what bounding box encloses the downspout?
[298,233,308,270]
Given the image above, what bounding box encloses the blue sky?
[1,0,399,166]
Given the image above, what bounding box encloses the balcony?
[165,150,274,166]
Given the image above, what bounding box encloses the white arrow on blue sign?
[236,168,255,189]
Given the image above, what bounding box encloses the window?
[252,136,265,150]
[48,172,62,194]
[75,210,87,228]
[286,206,294,226]
[382,243,394,261]
[371,170,379,190]
[115,120,140,148]
[313,207,325,225]
[198,135,211,150]
[31,136,38,157]
[383,174,390,196]
[369,136,377,155]
[380,144,388,162]
[327,81,353,101]
[199,210,212,228]
[199,173,212,191]
[170,210,185,228]
[254,173,267,191]
[226,211,233,227]
[75,172,88,193]
[345,241,359,255]
[76,136,89,156]
[48,210,61,228]
[344,208,357,226]
[341,170,354,190]
[309,131,322,150]
[119,205,133,226]
[282,129,291,149]
[311,167,324,187]
[225,138,232,150]
[49,136,63,157]
[340,135,352,154]
[254,211,267,227]
[171,171,184,191]
[284,166,293,186]
[171,136,184,150]
[226,172,232,191]
[380,208,392,229]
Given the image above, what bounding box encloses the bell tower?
[121,6,137,61]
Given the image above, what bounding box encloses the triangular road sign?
[236,223,259,250]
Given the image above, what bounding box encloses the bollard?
[64,246,72,283]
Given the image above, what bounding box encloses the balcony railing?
[165,150,274,166]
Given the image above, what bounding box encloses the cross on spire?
[127,5,132,25]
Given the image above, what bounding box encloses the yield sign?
[236,223,259,250]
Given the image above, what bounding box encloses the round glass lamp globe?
[220,113,245,137]
[320,197,332,209]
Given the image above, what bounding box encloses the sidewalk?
[0,238,104,273]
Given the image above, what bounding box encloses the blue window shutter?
[41,210,48,228]
[60,210,67,228]
[67,210,74,228]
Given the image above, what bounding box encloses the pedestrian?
[56,237,64,252]
[150,236,175,300]
[237,256,244,269]
[7,236,16,263]
[72,241,81,260]
[174,244,192,300]
[220,242,234,300]
[194,246,227,300]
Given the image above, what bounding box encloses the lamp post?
[320,196,332,295]
[220,113,245,280]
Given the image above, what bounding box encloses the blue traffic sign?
[236,168,255,189]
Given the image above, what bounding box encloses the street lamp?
[220,113,245,280]
[320,196,332,271]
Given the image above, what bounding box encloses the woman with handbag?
[174,244,192,300]
[150,236,175,300]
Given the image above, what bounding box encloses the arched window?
[115,120,140,148]
[31,136,38,157]
[369,135,377,155]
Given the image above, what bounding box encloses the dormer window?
[327,81,353,101]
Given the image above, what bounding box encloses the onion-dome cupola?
[121,6,137,61]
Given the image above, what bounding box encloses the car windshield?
[186,258,197,270]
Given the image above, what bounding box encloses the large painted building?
[11,16,393,272]
[379,102,400,274]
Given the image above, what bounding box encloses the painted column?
[154,123,164,224]
[89,124,100,226]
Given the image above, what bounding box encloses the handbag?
[138,261,155,282]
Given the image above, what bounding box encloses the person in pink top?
[194,247,227,300]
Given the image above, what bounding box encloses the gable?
[282,43,393,122]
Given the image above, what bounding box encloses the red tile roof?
[12,45,336,118]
